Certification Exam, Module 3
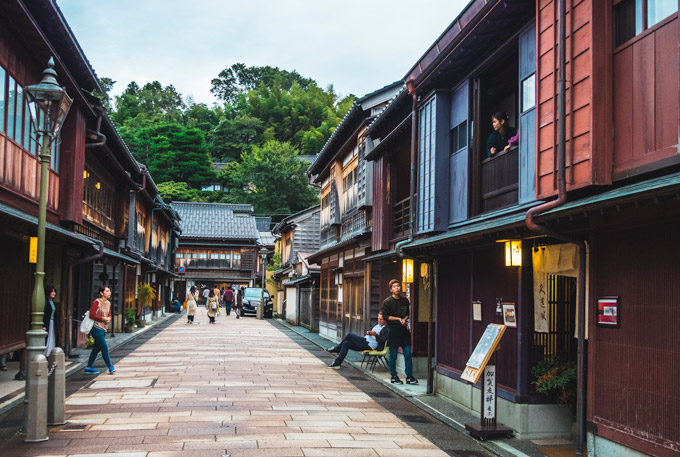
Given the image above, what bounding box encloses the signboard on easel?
[461,324,506,384]
[463,323,513,440]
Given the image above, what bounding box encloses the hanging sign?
[29,237,38,263]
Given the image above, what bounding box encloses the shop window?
[615,0,678,47]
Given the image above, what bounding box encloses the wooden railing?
[392,197,410,238]
[480,146,518,213]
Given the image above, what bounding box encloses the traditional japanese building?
[307,82,402,342]
[364,0,680,454]
[0,0,179,370]
[172,202,262,302]
[271,205,321,328]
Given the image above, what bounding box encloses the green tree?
[113,81,184,125]
[220,140,317,214]
[157,181,201,202]
[210,114,265,162]
[183,99,220,132]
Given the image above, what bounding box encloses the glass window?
[15,84,23,144]
[7,76,16,140]
[210,253,220,259]
[176,253,185,259]
[51,138,60,172]
[198,253,208,259]
[23,98,31,151]
[648,0,677,27]
[450,121,468,153]
[521,74,536,113]
[0,66,5,133]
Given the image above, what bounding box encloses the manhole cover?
[370,392,394,398]
[399,414,433,423]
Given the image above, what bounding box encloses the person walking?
[85,285,115,375]
[223,286,234,316]
[206,290,219,324]
[186,286,198,324]
[234,286,244,319]
[381,279,418,385]
[43,285,58,356]
[202,286,210,306]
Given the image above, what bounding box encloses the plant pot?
[125,325,134,333]
[135,319,146,328]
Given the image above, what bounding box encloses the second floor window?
[342,167,357,214]
[83,166,114,232]
[320,191,331,227]
[615,0,678,47]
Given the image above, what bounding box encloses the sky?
[56,0,469,106]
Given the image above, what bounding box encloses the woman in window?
[486,112,517,157]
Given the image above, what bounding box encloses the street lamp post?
[257,247,268,320]
[24,57,72,383]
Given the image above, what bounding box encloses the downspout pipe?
[524,0,587,455]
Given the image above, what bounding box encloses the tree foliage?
[219,140,317,214]
[108,63,355,215]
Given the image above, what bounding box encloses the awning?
[103,247,140,265]
[0,202,96,247]
[282,273,319,287]
[363,250,398,262]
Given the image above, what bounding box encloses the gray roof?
[173,202,259,240]
[258,231,276,247]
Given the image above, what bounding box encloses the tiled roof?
[258,231,276,247]
[173,202,259,240]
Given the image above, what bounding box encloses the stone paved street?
[0,313,493,457]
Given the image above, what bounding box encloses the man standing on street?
[223,285,234,316]
[326,313,388,368]
[381,279,418,385]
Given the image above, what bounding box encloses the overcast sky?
[56,0,469,106]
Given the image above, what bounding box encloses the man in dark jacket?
[381,279,417,385]
[222,286,235,316]
[326,313,388,368]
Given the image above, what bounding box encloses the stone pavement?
[0,312,494,457]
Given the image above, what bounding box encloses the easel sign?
[461,324,506,384]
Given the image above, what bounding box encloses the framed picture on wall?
[502,303,517,328]
[472,301,482,322]
[597,297,619,327]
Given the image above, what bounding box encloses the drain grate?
[61,424,87,431]
[399,414,434,423]
[347,376,365,381]
[451,452,488,457]
[370,392,394,398]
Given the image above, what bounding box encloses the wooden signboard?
[461,324,506,384]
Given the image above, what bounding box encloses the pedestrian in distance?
[186,286,198,324]
[381,279,418,385]
[84,285,115,375]
[234,286,244,319]
[327,313,388,368]
[206,290,219,324]
[43,285,58,356]
[202,286,210,306]
[223,285,234,316]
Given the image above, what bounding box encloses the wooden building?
[307,82,402,342]
[271,205,321,328]
[172,202,261,301]
[0,0,179,371]
[364,0,680,453]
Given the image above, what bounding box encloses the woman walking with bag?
[187,286,198,324]
[43,285,58,356]
[206,289,219,324]
[85,286,115,375]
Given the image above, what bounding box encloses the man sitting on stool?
[326,313,388,368]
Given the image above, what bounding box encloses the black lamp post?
[24,57,73,378]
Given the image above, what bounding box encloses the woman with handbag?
[43,285,58,356]
[84,286,115,375]
[206,290,219,324]
[186,286,198,324]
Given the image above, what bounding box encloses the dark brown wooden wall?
[371,156,391,252]
[589,219,680,456]
[0,235,30,354]
[613,15,678,177]
[59,107,86,224]
[436,252,472,372]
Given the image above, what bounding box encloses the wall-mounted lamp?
[498,240,522,266]
[95,181,101,190]
[83,170,89,179]
[402,258,414,284]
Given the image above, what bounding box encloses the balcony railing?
[392,197,410,239]
[480,146,518,213]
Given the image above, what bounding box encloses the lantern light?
[504,240,522,267]
[402,258,414,283]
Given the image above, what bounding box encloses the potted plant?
[85,336,94,348]
[531,359,577,413]
[124,308,136,333]
[136,282,156,328]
